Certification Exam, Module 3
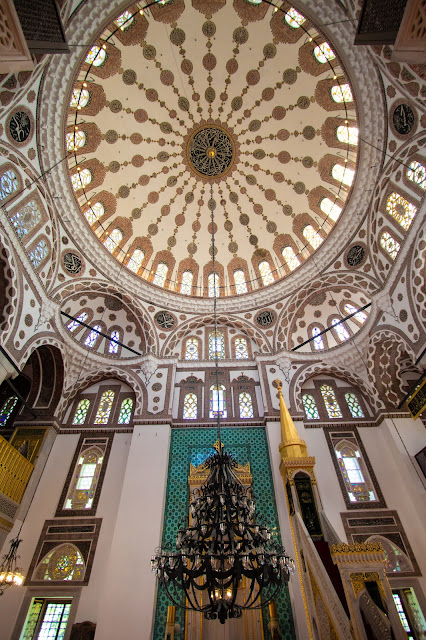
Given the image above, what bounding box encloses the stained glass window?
[76,462,97,491]
[336,125,358,146]
[71,168,92,191]
[303,225,323,249]
[0,396,18,426]
[234,337,249,359]
[0,169,18,201]
[94,390,115,424]
[312,326,324,350]
[180,270,193,295]
[313,43,336,63]
[320,197,342,221]
[239,392,254,418]
[21,598,44,640]
[406,160,426,190]
[28,601,71,639]
[285,7,306,28]
[67,312,88,332]
[345,393,365,418]
[72,399,90,425]
[208,272,219,297]
[185,337,199,360]
[302,394,320,420]
[392,594,412,634]
[109,330,120,354]
[386,192,416,231]
[332,318,350,342]
[66,130,86,152]
[335,444,375,502]
[84,325,101,348]
[29,240,48,268]
[118,397,133,424]
[282,246,300,271]
[35,544,84,581]
[153,262,168,287]
[320,384,342,418]
[234,269,248,294]
[259,260,274,286]
[331,84,353,103]
[343,303,367,324]
[65,449,103,509]
[209,384,227,418]
[183,393,197,419]
[115,10,134,30]
[85,46,106,66]
[85,202,104,225]
[10,200,42,238]
[380,232,400,260]
[104,228,123,254]
[70,88,90,109]
[332,164,355,187]
[209,331,225,360]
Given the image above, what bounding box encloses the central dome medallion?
[187,124,235,178]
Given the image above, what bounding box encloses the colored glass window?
[29,240,48,268]
[185,338,199,360]
[336,125,358,146]
[239,392,254,418]
[71,168,92,191]
[109,330,120,354]
[320,197,342,221]
[36,544,84,582]
[259,260,274,286]
[21,598,44,640]
[118,397,133,424]
[67,312,88,332]
[85,46,106,66]
[0,396,18,426]
[70,88,89,108]
[331,84,353,103]
[392,594,412,634]
[386,192,416,231]
[343,304,367,324]
[94,390,115,424]
[335,445,375,502]
[0,169,18,201]
[320,384,342,418]
[313,42,335,63]
[85,202,104,225]
[312,326,324,350]
[285,7,306,28]
[282,246,300,271]
[302,394,320,420]
[332,164,355,186]
[180,270,193,295]
[66,130,86,151]
[234,269,248,294]
[104,228,123,253]
[209,384,227,418]
[345,393,365,418]
[234,337,249,359]
[332,318,350,341]
[303,225,323,249]
[208,272,219,297]
[115,10,134,30]
[35,602,71,639]
[183,393,197,419]
[10,200,42,238]
[380,232,400,260]
[76,463,96,490]
[84,325,101,348]
[208,331,225,360]
[407,160,426,190]
[72,399,90,425]
[153,262,168,287]
[65,449,103,509]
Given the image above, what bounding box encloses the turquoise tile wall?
[153,427,296,640]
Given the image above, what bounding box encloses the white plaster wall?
[95,423,170,640]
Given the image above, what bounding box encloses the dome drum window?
[302,381,369,422]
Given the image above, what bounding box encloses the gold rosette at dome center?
[187,124,236,179]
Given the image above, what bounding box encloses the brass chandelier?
[151,184,294,623]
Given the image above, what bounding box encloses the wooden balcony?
[0,434,33,504]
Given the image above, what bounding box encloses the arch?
[34,543,85,582]
[334,439,376,502]
[20,345,65,417]
[365,535,412,573]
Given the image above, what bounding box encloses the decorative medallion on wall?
[155,311,176,330]
[6,107,33,146]
[346,244,365,267]
[62,251,83,275]
[256,309,275,327]
[391,102,416,137]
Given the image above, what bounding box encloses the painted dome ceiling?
[66,0,358,298]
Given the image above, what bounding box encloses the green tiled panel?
[153,427,296,640]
